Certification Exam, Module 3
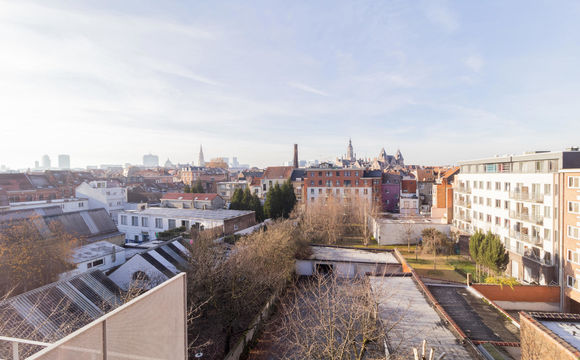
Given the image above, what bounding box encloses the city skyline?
[2,1,580,169]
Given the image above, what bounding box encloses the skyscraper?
[58,154,70,169]
[41,154,51,169]
[143,154,159,167]
[198,145,205,167]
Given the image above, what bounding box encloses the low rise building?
[76,180,127,222]
[118,207,256,242]
[217,181,248,201]
[6,198,89,213]
[400,176,419,215]
[160,192,225,210]
[261,166,294,197]
[178,166,229,193]
[61,240,126,279]
[520,312,580,360]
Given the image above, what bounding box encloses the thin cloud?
[288,82,330,96]
[422,0,459,32]
[464,55,484,72]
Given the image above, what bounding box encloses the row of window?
[460,180,552,195]
[309,171,360,177]
[458,196,552,218]
[309,179,374,187]
[309,188,369,195]
[567,249,580,265]
[569,201,580,214]
[569,176,580,189]
[461,160,558,174]
[121,215,164,229]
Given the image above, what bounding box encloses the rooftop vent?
[566,146,579,151]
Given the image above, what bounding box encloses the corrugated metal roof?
[0,270,122,343]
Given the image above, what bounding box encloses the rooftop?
[525,312,580,352]
[161,192,220,201]
[308,246,399,264]
[71,240,124,263]
[125,207,254,220]
[370,277,473,359]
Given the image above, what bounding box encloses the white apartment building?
[454,150,580,285]
[117,208,255,243]
[76,180,127,222]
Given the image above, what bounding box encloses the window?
[326,180,332,187]
[568,225,580,240]
[168,219,176,229]
[310,181,314,186]
[355,171,359,176]
[495,182,501,190]
[544,184,551,195]
[568,276,579,290]
[568,249,580,264]
[363,189,368,195]
[486,181,491,190]
[544,228,550,241]
[155,218,163,229]
[318,180,323,185]
[486,214,492,223]
[544,206,551,218]
[479,181,483,189]
[495,216,501,225]
[131,216,138,226]
[486,198,491,207]
[310,189,314,194]
[141,217,148,227]
[336,180,340,186]
[120,215,127,225]
[344,171,351,176]
[79,202,84,208]
[495,199,501,208]
[87,258,104,269]
[504,182,510,191]
[504,200,510,210]
[504,219,510,228]
[336,171,340,177]
[318,189,322,194]
[569,177,580,189]
[479,197,483,205]
[569,201,580,214]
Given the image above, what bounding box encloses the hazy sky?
[2,0,580,169]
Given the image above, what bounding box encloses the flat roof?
[308,246,399,264]
[541,320,580,351]
[125,207,254,220]
[370,277,473,359]
[71,240,124,263]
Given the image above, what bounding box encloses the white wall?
[372,219,451,245]
[108,255,168,290]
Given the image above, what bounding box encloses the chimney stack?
[293,144,299,168]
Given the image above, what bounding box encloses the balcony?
[509,190,544,203]
[456,199,472,208]
[509,229,543,246]
[509,211,543,226]
[456,185,471,194]
[507,244,553,266]
[456,213,472,223]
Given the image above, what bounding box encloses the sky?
[1,0,580,169]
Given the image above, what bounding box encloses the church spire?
[347,138,354,161]
[198,145,205,167]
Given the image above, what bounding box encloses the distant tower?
[58,154,70,169]
[346,139,354,161]
[293,144,299,168]
[198,145,205,167]
[41,154,51,169]
[34,160,39,169]
[395,149,404,166]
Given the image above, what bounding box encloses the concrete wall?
[371,218,450,245]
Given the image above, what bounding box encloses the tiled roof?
[0,173,35,191]
[162,192,219,201]
[263,166,294,180]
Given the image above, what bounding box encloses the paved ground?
[427,285,520,342]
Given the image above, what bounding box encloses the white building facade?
[454,150,580,285]
[8,198,88,213]
[117,208,255,243]
[76,181,127,222]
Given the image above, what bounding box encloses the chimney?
[293,144,299,168]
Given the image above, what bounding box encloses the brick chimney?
[293,144,299,168]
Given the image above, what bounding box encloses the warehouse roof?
[126,207,253,220]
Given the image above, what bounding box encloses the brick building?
[432,167,459,224]
[559,170,580,312]
[520,312,580,360]
[161,192,225,210]
[0,173,75,203]
[380,173,401,213]
[303,165,381,208]
[178,166,229,193]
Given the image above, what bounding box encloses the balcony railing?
[507,244,552,266]
[456,213,472,223]
[509,211,544,226]
[456,199,472,208]
[509,190,544,203]
[509,229,543,246]
[456,186,472,194]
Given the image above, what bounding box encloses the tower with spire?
[346,138,354,161]
[198,145,205,167]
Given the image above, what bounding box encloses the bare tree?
[421,228,451,270]
[0,217,80,297]
[274,273,388,360]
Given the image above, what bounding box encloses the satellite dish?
[195,353,203,358]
